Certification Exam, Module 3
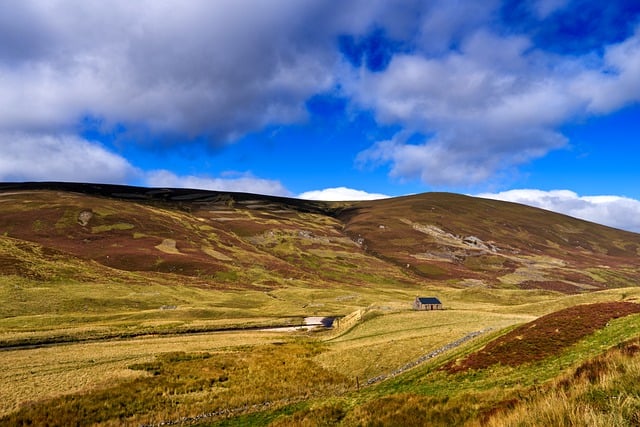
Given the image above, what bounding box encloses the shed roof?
[417,297,442,305]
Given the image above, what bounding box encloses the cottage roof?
[417,297,442,305]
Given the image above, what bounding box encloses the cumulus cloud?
[0,132,136,183]
[476,189,640,233]
[351,21,640,186]
[572,27,640,114]
[0,1,339,141]
[2,1,640,190]
[298,187,390,201]
[144,170,290,197]
[0,0,425,143]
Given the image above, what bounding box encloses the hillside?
[339,193,640,291]
[1,182,639,294]
[0,182,408,290]
[444,301,640,372]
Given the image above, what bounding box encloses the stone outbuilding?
[413,296,443,311]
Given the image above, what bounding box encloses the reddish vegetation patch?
[224,220,273,237]
[3,187,640,291]
[445,302,640,373]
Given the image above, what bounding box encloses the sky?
[1,0,640,232]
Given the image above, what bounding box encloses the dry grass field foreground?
[2,287,640,426]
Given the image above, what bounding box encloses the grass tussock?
[0,341,350,427]
[269,401,348,427]
[338,393,477,427]
[484,338,640,427]
[273,319,640,427]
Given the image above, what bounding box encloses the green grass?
[2,288,640,425]
[265,311,640,427]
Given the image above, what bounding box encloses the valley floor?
[2,286,640,426]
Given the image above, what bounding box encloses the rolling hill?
[1,182,639,294]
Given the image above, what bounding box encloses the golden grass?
[2,288,640,425]
[317,309,533,380]
[0,330,288,417]
[270,309,640,427]
[2,340,352,426]
[0,287,640,413]
[0,285,545,420]
[91,223,135,233]
[201,246,233,261]
[483,339,640,427]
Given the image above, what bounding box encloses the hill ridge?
[1,182,639,293]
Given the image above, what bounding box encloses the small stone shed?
[413,296,443,311]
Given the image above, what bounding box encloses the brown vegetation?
[2,183,640,293]
[445,302,640,373]
[0,342,351,427]
[483,337,640,426]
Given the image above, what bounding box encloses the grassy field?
[264,306,640,427]
[317,309,532,380]
[2,285,640,425]
[0,330,291,418]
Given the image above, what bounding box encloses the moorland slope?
[1,182,639,294]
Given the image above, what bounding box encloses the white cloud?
[572,27,640,114]
[298,187,390,201]
[144,170,290,197]
[0,132,137,183]
[1,1,640,192]
[350,23,640,186]
[0,0,342,141]
[0,0,426,143]
[476,189,640,233]
[349,36,574,184]
[414,0,498,54]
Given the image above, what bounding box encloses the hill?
[339,193,640,291]
[444,301,640,372]
[0,182,407,289]
[1,182,639,294]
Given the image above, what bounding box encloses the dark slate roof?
[417,297,442,305]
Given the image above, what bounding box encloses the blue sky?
[1,0,640,231]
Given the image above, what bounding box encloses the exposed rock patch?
[77,210,93,226]
[201,246,232,261]
[155,239,182,255]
